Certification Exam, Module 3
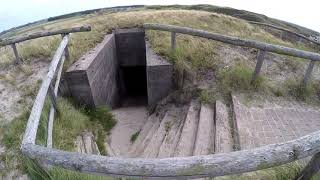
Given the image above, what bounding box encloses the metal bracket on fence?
[11,43,21,64]
[251,50,266,83]
[171,32,176,51]
[302,60,315,87]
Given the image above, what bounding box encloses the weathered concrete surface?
[215,100,233,153]
[66,34,119,108]
[146,42,173,106]
[157,106,186,158]
[109,106,148,156]
[174,101,200,157]
[232,94,320,150]
[131,114,161,157]
[128,113,160,157]
[142,111,173,158]
[193,104,214,155]
[115,28,146,66]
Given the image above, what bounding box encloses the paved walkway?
[233,94,320,150]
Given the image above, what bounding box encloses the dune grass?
[0,97,116,178]
[0,9,311,68]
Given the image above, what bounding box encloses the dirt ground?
[0,59,49,124]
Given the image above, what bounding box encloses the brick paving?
[232,94,320,150]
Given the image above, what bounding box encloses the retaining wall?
[146,42,173,106]
[65,34,119,107]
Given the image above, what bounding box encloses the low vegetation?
[130,130,141,143]
[218,63,266,92]
[0,97,116,178]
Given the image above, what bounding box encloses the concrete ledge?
[66,34,119,107]
[146,42,173,106]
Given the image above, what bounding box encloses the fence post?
[11,43,21,64]
[48,84,59,113]
[61,33,70,61]
[171,32,176,51]
[302,60,315,87]
[252,50,266,83]
[295,153,320,180]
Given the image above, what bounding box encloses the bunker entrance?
[120,66,148,106]
[66,28,173,109]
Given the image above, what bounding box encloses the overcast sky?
[0,0,319,33]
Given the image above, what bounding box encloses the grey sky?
[0,0,319,33]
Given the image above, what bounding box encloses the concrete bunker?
[65,28,172,108]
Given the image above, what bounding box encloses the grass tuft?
[218,64,266,92]
[87,106,116,132]
[199,89,216,104]
[130,130,141,143]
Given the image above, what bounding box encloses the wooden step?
[215,100,233,153]
[76,132,100,155]
[128,113,159,156]
[131,114,161,157]
[193,104,215,155]
[142,111,174,158]
[174,100,200,157]
[157,106,187,158]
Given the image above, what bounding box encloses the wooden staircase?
[128,100,236,159]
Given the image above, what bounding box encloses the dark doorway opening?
[120,66,148,106]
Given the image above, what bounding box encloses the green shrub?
[88,106,116,132]
[218,64,265,92]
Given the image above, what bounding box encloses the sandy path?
[109,106,148,156]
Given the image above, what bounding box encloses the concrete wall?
[146,42,173,106]
[65,29,173,109]
[65,34,119,108]
[115,28,146,66]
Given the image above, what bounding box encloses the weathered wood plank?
[248,21,320,46]
[21,35,69,146]
[251,50,266,82]
[48,84,58,112]
[21,129,320,178]
[11,43,21,64]
[302,60,315,86]
[171,32,176,50]
[143,23,320,61]
[61,33,70,61]
[47,55,66,148]
[0,26,90,46]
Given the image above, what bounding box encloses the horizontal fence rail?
[0,25,90,64]
[21,24,320,179]
[21,35,70,145]
[20,130,320,178]
[0,26,91,47]
[247,21,320,46]
[143,23,320,61]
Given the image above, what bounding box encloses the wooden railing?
[144,23,320,86]
[247,21,320,46]
[0,26,91,64]
[20,24,320,179]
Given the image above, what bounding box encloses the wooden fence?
[247,21,320,46]
[0,26,91,64]
[20,24,320,179]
